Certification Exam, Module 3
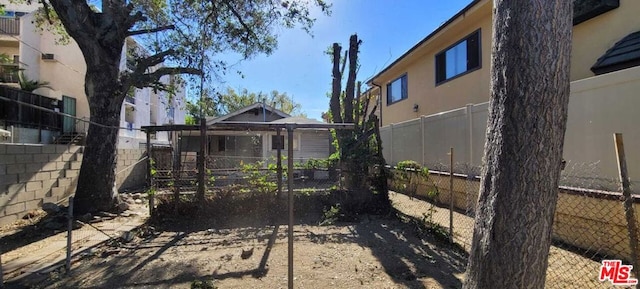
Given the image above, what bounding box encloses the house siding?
[298,130,331,160]
[373,0,640,127]
[226,110,284,122]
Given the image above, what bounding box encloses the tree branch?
[221,0,258,41]
[131,67,201,89]
[138,49,175,69]
[48,0,97,37]
[127,25,175,36]
[39,0,55,24]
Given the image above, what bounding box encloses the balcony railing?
[0,18,20,35]
[0,64,19,83]
[0,85,62,132]
[125,95,135,104]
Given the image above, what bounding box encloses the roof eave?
[366,0,486,86]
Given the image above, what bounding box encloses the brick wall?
[0,144,147,226]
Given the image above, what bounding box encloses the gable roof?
[591,30,640,75]
[270,116,326,125]
[206,102,290,125]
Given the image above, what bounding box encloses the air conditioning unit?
[41,53,55,61]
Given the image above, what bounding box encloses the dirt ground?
[13,202,467,288]
[3,191,619,289]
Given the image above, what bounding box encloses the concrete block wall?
[0,144,83,225]
[115,148,147,191]
[0,144,148,226]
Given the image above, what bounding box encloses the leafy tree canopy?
[185,87,304,124]
[4,0,330,214]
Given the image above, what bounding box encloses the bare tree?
[328,34,389,213]
[463,1,573,288]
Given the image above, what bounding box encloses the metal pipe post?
[287,127,294,289]
[66,196,74,273]
[449,147,454,244]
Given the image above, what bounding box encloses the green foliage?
[149,158,157,177]
[421,212,450,240]
[394,160,430,197]
[185,115,197,125]
[0,53,9,64]
[186,96,218,120]
[320,204,342,226]
[241,161,276,195]
[146,187,157,197]
[18,72,51,92]
[396,160,429,178]
[32,7,70,45]
[298,187,316,196]
[191,279,217,289]
[185,87,305,122]
[206,169,216,187]
[218,87,305,116]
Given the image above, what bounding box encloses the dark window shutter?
[467,31,480,70]
[435,52,446,83]
[401,75,408,99]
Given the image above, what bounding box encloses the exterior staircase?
[53,133,86,146]
[46,147,84,203]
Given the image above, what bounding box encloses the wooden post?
[287,126,294,289]
[66,196,74,273]
[449,147,454,244]
[614,133,640,285]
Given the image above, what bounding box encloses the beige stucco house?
[0,4,186,148]
[368,0,640,189]
[368,0,640,126]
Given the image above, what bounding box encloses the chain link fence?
[389,161,640,288]
[148,154,344,221]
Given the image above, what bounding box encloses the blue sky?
[216,0,473,121]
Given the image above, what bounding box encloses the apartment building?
[0,4,186,148]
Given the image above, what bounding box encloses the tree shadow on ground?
[0,209,81,254]
[9,192,467,289]
[305,210,468,289]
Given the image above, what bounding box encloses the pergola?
[141,121,354,289]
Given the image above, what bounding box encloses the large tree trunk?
[463,1,572,288]
[73,54,124,214]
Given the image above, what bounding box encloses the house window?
[218,136,226,152]
[271,135,299,150]
[386,74,408,105]
[435,29,481,84]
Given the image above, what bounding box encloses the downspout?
[370,81,383,127]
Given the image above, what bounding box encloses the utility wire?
[0,94,143,131]
[0,27,164,105]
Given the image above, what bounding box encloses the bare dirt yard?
[5,191,616,289]
[11,193,468,289]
